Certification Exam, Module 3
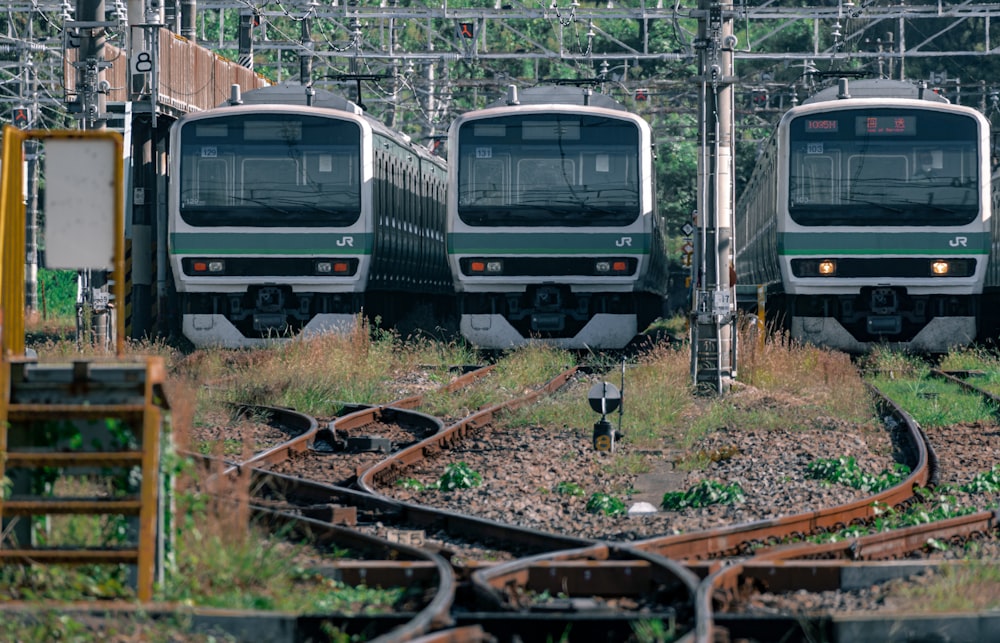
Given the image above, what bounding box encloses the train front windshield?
[788,108,980,226]
[178,113,362,227]
[455,114,641,227]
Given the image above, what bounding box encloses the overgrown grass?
[0,609,237,642]
[160,452,418,615]
[886,562,1000,611]
[866,374,998,428]
[420,344,576,418]
[937,346,1000,373]
[860,348,999,426]
[939,347,1000,398]
[506,327,881,482]
[179,320,479,423]
[14,315,1000,632]
[503,343,693,454]
[738,325,875,426]
[162,524,410,613]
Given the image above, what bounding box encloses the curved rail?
[635,382,935,562]
[932,368,1000,413]
[683,382,937,642]
[469,542,700,641]
[194,366,495,490]
[356,366,580,494]
[251,508,457,641]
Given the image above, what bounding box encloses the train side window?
[196,158,230,206]
[516,158,576,201]
[470,157,508,205]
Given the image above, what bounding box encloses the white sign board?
[43,138,117,270]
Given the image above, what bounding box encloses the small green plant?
[805,456,910,493]
[632,618,679,643]
[395,463,483,493]
[555,481,586,496]
[196,438,245,457]
[961,464,1000,494]
[436,462,482,491]
[585,492,627,516]
[661,479,745,510]
[396,478,427,491]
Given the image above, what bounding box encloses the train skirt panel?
[183,312,358,349]
[792,315,976,354]
[461,312,638,350]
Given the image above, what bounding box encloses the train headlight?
[931,260,950,275]
[315,260,352,275]
[469,259,503,274]
[192,260,225,274]
[818,260,836,276]
[595,259,629,275]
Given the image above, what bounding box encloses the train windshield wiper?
[844,196,904,213]
[272,199,358,215]
[231,195,293,214]
[893,198,960,215]
[515,200,584,217]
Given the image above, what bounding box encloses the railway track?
[154,355,1000,642]
[11,349,996,641]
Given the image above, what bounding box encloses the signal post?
[691,1,737,394]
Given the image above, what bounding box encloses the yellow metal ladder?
[0,126,168,602]
[0,356,166,601]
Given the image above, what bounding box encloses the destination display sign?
[856,115,916,136]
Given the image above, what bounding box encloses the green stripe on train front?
[448,232,650,254]
[778,231,989,255]
[169,232,373,254]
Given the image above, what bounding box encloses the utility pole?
[691,0,736,395]
[238,9,254,70]
[20,20,40,316]
[300,17,313,86]
[73,0,113,350]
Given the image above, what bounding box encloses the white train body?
[735,80,993,352]
[446,86,669,350]
[168,84,449,348]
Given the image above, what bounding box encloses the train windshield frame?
[178,113,362,227]
[787,107,980,226]
[455,113,642,227]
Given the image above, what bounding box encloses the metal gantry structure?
[4,3,1000,130]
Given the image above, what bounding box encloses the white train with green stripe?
[447,85,670,350]
[168,83,450,348]
[735,78,995,353]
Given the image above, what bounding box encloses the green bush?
[37,268,77,319]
